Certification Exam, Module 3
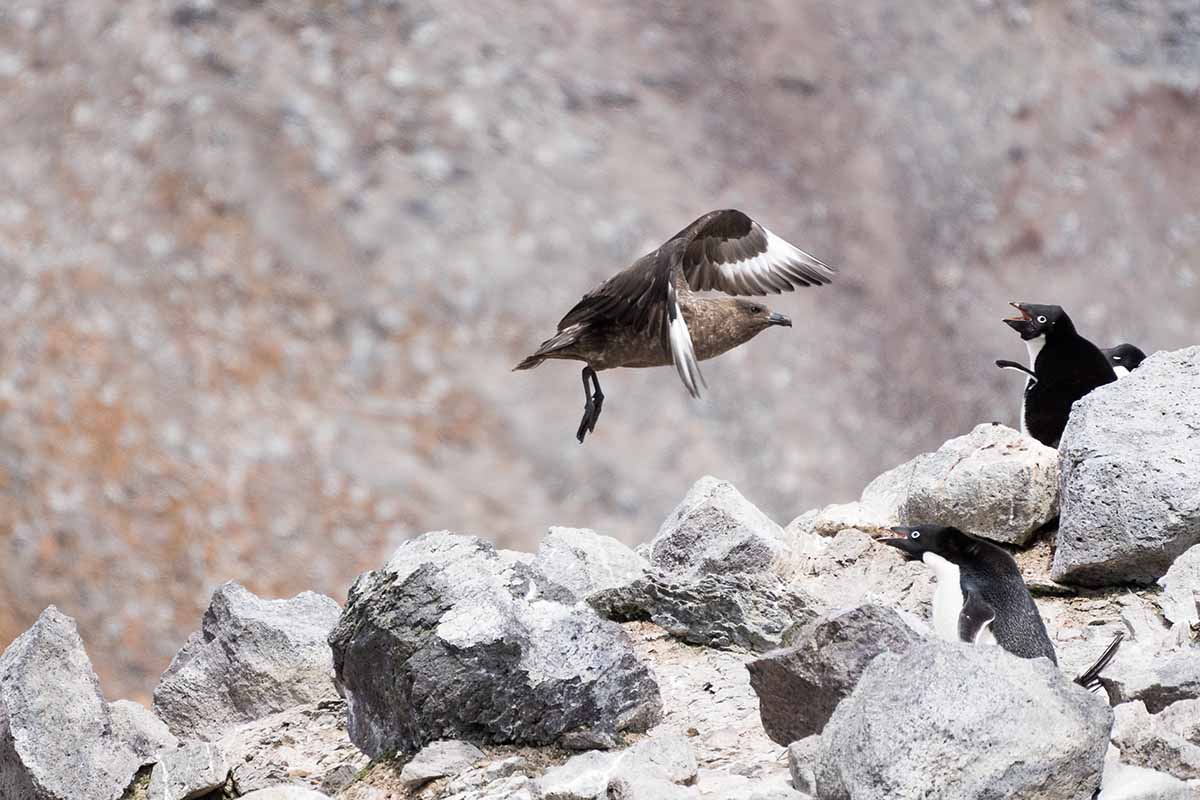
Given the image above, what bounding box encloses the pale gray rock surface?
[147,741,229,800]
[787,736,821,796]
[219,700,367,796]
[237,789,333,800]
[808,424,1058,545]
[1053,347,1200,586]
[589,570,822,652]
[1158,544,1200,625]
[1111,699,1200,780]
[0,607,142,800]
[328,532,661,757]
[649,477,788,577]
[792,530,934,617]
[109,699,180,766]
[815,640,1112,800]
[153,582,342,741]
[1101,636,1200,713]
[400,740,486,789]
[532,527,647,599]
[1099,746,1195,800]
[747,605,922,745]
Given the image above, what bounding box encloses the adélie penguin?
[997,302,1117,447]
[1102,343,1147,378]
[881,524,1123,690]
[514,209,835,442]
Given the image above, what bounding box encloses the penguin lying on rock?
[882,524,1123,690]
[996,302,1117,447]
[1102,343,1147,377]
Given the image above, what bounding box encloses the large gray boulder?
[590,570,822,652]
[0,607,142,800]
[1053,347,1200,586]
[747,605,922,745]
[801,424,1058,545]
[108,699,179,766]
[327,532,661,757]
[1158,544,1200,625]
[649,476,789,577]
[532,526,647,598]
[1101,636,1200,713]
[153,582,342,740]
[815,640,1112,800]
[792,530,934,617]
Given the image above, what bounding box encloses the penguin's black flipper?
[995,359,1038,383]
[958,589,997,645]
[1074,632,1124,691]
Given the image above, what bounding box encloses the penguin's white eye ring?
[1114,356,1122,361]
[1036,315,1047,324]
[910,531,921,539]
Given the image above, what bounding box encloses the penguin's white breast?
[1019,334,1045,436]
[923,552,964,642]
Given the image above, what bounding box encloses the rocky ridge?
[2,347,1199,799]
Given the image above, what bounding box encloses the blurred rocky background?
[0,0,1197,701]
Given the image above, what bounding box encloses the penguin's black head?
[1106,343,1147,371]
[880,524,978,564]
[1003,302,1072,341]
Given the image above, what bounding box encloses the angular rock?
[787,736,821,796]
[649,476,788,577]
[1101,638,1200,713]
[793,530,933,617]
[608,774,700,800]
[1111,699,1200,780]
[748,605,922,745]
[532,526,647,599]
[693,769,807,799]
[806,424,1059,546]
[533,730,697,800]
[815,640,1112,800]
[590,570,822,652]
[109,699,179,766]
[399,740,486,789]
[153,582,342,740]
[219,700,367,796]
[1158,544,1200,625]
[0,607,142,800]
[238,789,332,800]
[147,741,229,800]
[1053,347,1200,586]
[328,532,661,757]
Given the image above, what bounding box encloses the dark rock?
[590,570,822,652]
[747,605,922,745]
[328,531,661,758]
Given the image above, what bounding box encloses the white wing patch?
[667,280,706,399]
[713,225,835,293]
[1112,365,1130,378]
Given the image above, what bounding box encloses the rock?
[0,607,142,800]
[1110,699,1200,780]
[147,741,229,800]
[237,789,332,800]
[399,740,486,789]
[153,582,342,740]
[1100,639,1200,713]
[608,774,700,800]
[1053,347,1200,586]
[432,754,538,800]
[328,532,661,757]
[693,769,807,799]
[793,530,933,617]
[219,700,368,796]
[108,699,179,766]
[532,527,647,598]
[787,736,821,796]
[808,501,896,539]
[648,476,788,577]
[815,639,1112,800]
[532,729,697,800]
[1100,746,1195,800]
[1158,544,1200,625]
[747,605,922,745]
[590,570,822,652]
